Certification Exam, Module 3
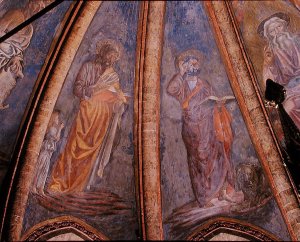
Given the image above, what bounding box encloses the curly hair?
[96,39,121,66]
[174,49,204,71]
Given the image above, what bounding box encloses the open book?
[206,95,235,102]
[198,95,235,106]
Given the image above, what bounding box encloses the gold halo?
[175,49,204,70]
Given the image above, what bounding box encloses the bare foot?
[224,189,244,204]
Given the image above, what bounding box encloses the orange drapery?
[49,86,122,193]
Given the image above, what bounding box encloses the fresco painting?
[23,2,139,240]
[0,0,72,185]
[231,1,300,192]
[0,0,32,111]
[160,1,290,240]
[48,39,129,194]
[32,110,64,195]
[0,0,54,28]
[0,0,51,110]
[166,49,244,208]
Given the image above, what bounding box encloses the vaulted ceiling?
[0,1,300,241]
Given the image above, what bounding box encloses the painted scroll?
[160,1,291,240]
[21,2,140,240]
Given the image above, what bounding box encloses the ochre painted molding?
[8,2,102,240]
[204,1,300,240]
[186,216,279,241]
[134,1,149,240]
[141,1,166,240]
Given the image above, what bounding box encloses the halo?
[175,49,204,70]
[257,12,290,38]
[27,0,46,12]
[96,39,123,60]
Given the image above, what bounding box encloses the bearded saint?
[49,40,127,193]
[167,49,244,208]
[258,12,300,129]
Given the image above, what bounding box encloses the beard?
[184,69,200,77]
[271,31,296,51]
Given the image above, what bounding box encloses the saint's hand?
[264,50,274,66]
[84,86,94,99]
[179,62,186,76]
[60,122,65,129]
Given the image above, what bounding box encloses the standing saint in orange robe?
[48,39,127,193]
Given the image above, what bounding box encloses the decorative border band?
[187,217,279,241]
[21,216,108,241]
[140,1,166,240]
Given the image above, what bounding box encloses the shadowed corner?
[265,78,300,195]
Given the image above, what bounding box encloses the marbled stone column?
[140,1,166,240]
